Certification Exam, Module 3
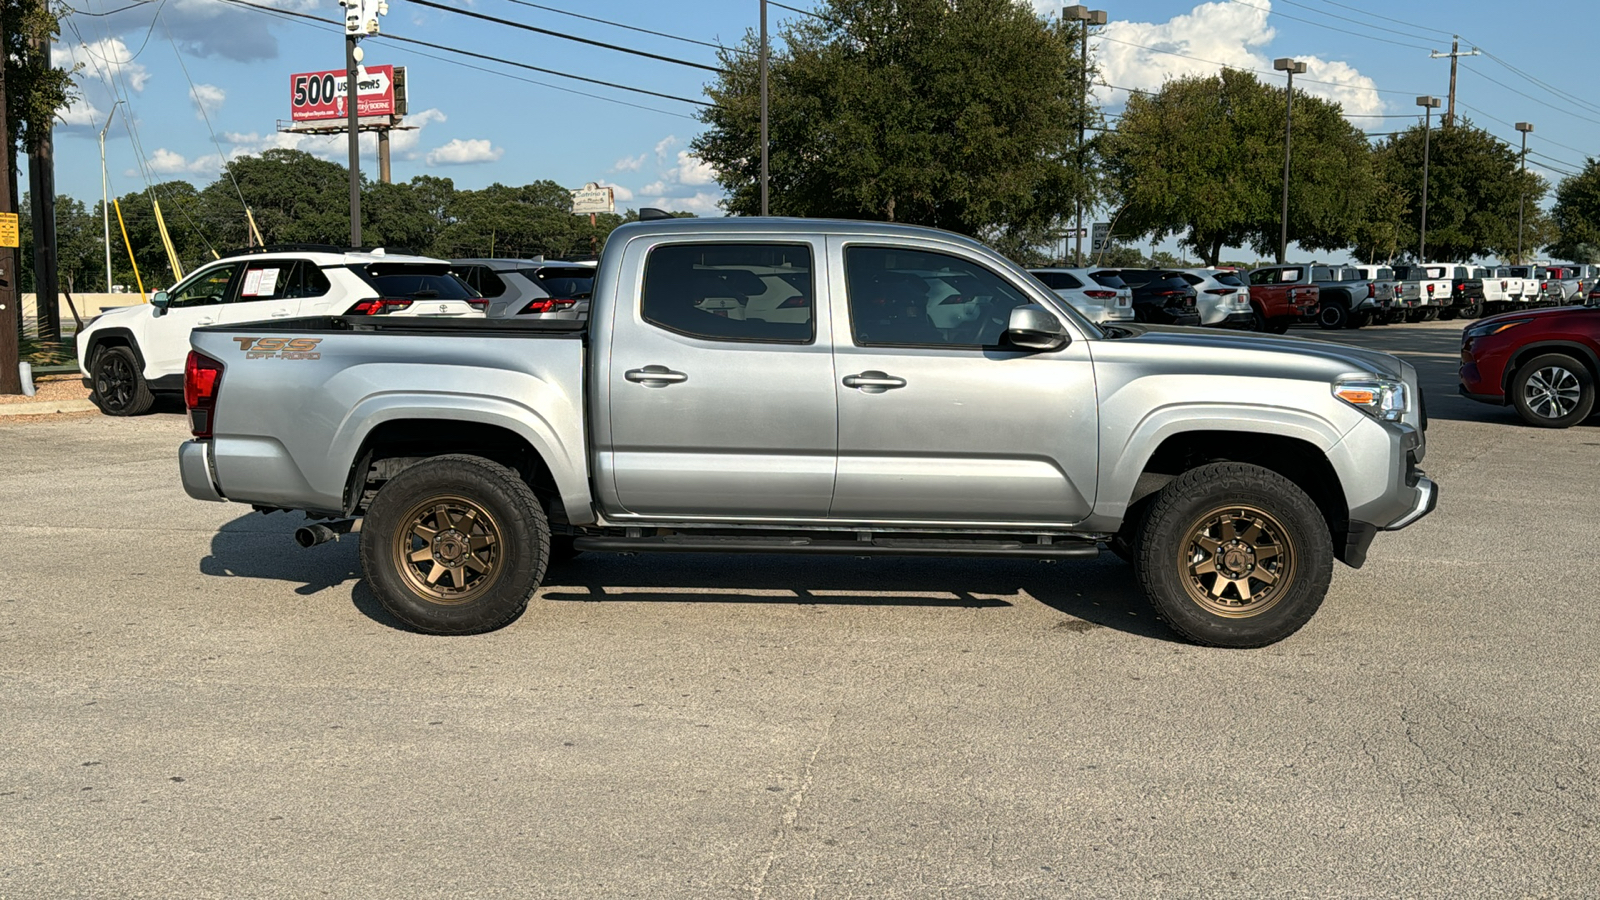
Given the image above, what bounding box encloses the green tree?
[1100,69,1375,266]
[693,0,1095,240]
[1360,119,1544,263]
[19,193,101,293]
[1547,159,1600,263]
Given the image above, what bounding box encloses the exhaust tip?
[294,526,322,548]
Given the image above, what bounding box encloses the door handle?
[271,310,293,318]
[197,317,216,325]
[625,366,688,386]
[842,371,906,392]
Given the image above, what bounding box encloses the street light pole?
[1416,95,1441,262]
[1516,121,1534,265]
[760,0,768,216]
[98,100,123,293]
[1065,6,1105,265]
[1274,57,1306,264]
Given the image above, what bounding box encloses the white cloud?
[190,84,226,120]
[654,135,680,158]
[144,147,225,176]
[1093,1,1386,119]
[641,191,724,216]
[425,138,504,166]
[598,181,635,202]
[218,107,446,163]
[54,38,151,91]
[612,153,647,172]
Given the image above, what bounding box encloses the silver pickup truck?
[177,218,1436,648]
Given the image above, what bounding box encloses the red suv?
[1459,306,1600,427]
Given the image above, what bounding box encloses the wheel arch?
[1502,341,1600,393]
[83,328,145,371]
[1120,429,1352,564]
[339,413,590,526]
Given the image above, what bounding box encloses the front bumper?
[1384,475,1437,531]
[179,440,225,502]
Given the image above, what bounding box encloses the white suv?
[77,247,485,415]
[1027,268,1135,323]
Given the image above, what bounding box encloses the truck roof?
[607,215,989,249]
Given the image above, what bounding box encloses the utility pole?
[99,102,123,292]
[1274,57,1306,264]
[0,4,20,394]
[759,0,768,216]
[1430,38,1479,128]
[341,0,388,246]
[28,16,61,343]
[1516,121,1534,265]
[1066,6,1105,265]
[1416,95,1441,262]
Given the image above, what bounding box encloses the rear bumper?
[179,440,225,503]
[1207,311,1257,329]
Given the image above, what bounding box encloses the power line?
[1458,63,1600,129]
[1223,0,1432,51]
[1303,0,1456,39]
[214,0,711,108]
[59,0,155,16]
[1476,49,1600,120]
[494,0,749,56]
[1270,0,1439,46]
[408,0,723,73]
[769,1,834,22]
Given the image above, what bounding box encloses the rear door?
[603,239,838,519]
[826,238,1098,525]
[220,259,313,324]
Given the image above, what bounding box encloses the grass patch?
[20,339,76,367]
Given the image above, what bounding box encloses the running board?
[570,534,1101,559]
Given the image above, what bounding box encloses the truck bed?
[195,315,588,338]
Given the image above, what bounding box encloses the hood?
[1104,323,1406,380]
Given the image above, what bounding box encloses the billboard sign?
[290,65,397,122]
[571,182,616,215]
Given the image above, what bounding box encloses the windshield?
[352,263,479,300]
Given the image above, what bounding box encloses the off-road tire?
[1511,353,1596,429]
[1133,463,1334,648]
[1317,301,1350,330]
[360,454,549,635]
[1248,308,1268,332]
[90,346,155,416]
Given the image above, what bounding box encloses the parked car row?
[75,243,598,416]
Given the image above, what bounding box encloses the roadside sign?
[571,182,615,215]
[1091,222,1110,253]
[0,212,16,248]
[1063,227,1088,238]
[289,65,397,122]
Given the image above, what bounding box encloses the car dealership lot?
[2,320,1597,898]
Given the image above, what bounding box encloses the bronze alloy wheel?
[391,496,505,604]
[1178,505,1297,618]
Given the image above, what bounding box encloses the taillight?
[1084,289,1117,299]
[776,295,809,308]
[1426,283,1436,294]
[184,351,223,439]
[1367,283,1376,298]
[1541,282,1549,291]
[518,297,579,315]
[1203,288,1236,296]
[468,298,489,311]
[344,297,415,315]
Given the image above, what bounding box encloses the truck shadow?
[534,551,1176,641]
[198,513,1175,641]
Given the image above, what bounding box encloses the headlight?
[1463,317,1531,339]
[1333,376,1408,422]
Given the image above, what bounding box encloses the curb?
[0,399,99,418]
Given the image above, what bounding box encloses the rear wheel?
[1511,354,1596,429]
[1133,463,1333,648]
[1350,311,1372,328]
[90,346,155,416]
[1316,302,1349,330]
[360,454,550,634]
[1266,318,1291,335]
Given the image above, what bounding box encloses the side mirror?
[151,291,169,317]
[1006,304,1068,351]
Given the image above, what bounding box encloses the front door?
[827,239,1099,525]
[145,262,245,376]
[219,260,310,325]
[603,239,839,519]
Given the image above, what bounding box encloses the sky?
[35,0,1600,242]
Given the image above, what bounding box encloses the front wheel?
[360,454,550,634]
[1511,354,1596,428]
[1133,463,1333,648]
[91,346,155,416]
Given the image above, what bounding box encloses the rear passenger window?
[640,243,814,344]
[237,260,325,302]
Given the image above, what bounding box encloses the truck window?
[844,246,1034,348]
[641,243,814,344]
[1311,267,1332,282]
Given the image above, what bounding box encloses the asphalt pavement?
[2,319,1596,898]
